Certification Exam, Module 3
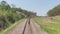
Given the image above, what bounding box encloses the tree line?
[47,4,60,16]
[0,1,36,31]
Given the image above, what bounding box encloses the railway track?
[7,18,48,34]
[22,18,33,34]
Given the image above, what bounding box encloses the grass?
[34,17,60,34]
[53,16,60,20]
[33,17,43,24]
[0,18,25,34]
[41,23,60,34]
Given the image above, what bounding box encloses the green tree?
[0,1,10,10]
[47,4,60,16]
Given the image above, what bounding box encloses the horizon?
[0,0,60,16]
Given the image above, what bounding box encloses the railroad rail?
[22,18,33,34]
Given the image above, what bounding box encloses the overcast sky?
[0,0,60,16]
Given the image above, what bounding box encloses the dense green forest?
[47,4,60,16]
[0,1,36,31]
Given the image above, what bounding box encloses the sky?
[0,0,60,16]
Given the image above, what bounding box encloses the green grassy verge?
[41,23,60,34]
[33,17,43,24]
[34,17,60,34]
[0,18,25,34]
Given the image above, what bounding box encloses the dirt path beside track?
[7,19,48,34]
